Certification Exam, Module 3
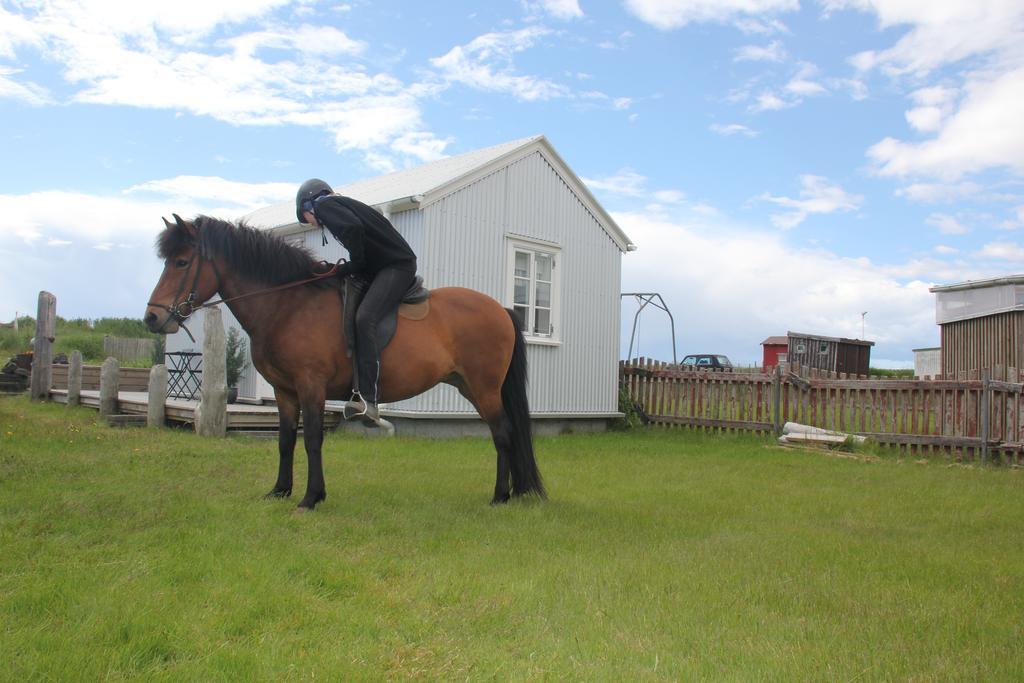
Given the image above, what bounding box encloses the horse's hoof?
[264,489,291,499]
[490,495,510,506]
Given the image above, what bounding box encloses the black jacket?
[313,195,416,278]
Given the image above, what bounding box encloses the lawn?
[2,396,1022,680]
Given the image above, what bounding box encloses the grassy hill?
[0,316,163,367]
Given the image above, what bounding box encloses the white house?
[167,135,635,432]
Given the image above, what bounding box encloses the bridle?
[147,240,343,342]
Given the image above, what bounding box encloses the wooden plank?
[981,370,991,463]
[651,415,773,432]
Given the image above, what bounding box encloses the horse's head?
[144,214,220,335]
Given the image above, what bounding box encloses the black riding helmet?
[295,178,333,223]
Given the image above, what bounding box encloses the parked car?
[680,354,733,371]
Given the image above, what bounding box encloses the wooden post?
[67,350,83,406]
[29,291,56,401]
[99,357,120,417]
[196,308,227,437]
[148,364,168,428]
[772,364,782,434]
[980,368,990,463]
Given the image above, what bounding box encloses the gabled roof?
[242,135,634,252]
[761,336,788,346]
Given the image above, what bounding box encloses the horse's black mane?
[157,215,333,288]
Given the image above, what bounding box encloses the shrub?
[225,327,249,387]
[611,384,646,430]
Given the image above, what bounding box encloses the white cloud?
[934,244,958,255]
[0,178,288,248]
[836,0,1023,78]
[0,5,47,58]
[430,27,569,102]
[623,0,799,30]
[977,241,1024,261]
[618,211,946,362]
[896,181,982,203]
[734,17,791,35]
[0,66,51,105]
[785,77,826,96]
[759,175,864,229]
[751,91,791,112]
[583,169,649,197]
[652,190,685,203]
[584,169,690,208]
[710,123,759,137]
[523,0,584,20]
[1,1,447,169]
[126,176,295,206]
[830,77,868,100]
[925,212,969,235]
[868,67,1024,180]
[903,85,959,132]
[839,2,1024,182]
[734,40,786,63]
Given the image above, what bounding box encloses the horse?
[144,214,545,511]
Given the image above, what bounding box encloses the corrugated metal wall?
[387,149,622,416]
[940,310,1024,376]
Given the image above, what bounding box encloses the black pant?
[354,266,416,404]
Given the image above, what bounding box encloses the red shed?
[761,336,788,371]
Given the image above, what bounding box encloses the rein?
[148,247,344,342]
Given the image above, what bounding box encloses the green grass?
[1,316,161,365]
[2,397,1023,680]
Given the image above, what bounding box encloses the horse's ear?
[162,216,174,230]
[173,213,198,240]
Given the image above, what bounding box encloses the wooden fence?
[51,364,151,392]
[621,359,1023,463]
[102,336,156,363]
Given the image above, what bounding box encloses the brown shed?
[929,275,1024,377]
[786,331,873,376]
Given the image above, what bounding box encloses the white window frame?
[505,235,562,345]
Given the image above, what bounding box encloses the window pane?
[535,253,552,281]
[514,252,530,278]
[513,306,528,327]
[534,308,550,335]
[535,282,551,308]
[514,278,529,305]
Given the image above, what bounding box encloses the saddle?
[343,275,430,359]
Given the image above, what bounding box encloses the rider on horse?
[296,178,418,423]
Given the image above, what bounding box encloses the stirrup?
[343,392,369,419]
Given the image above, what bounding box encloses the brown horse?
[144,215,544,510]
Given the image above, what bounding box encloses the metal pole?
[621,293,678,365]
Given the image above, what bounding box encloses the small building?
[913,347,941,378]
[786,331,873,376]
[760,336,788,371]
[166,135,635,432]
[929,275,1024,378]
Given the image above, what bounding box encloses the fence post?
[148,364,168,428]
[29,291,57,401]
[196,308,227,437]
[67,350,83,406]
[772,364,782,434]
[980,368,990,463]
[99,357,120,418]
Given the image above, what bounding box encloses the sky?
[1,0,1023,368]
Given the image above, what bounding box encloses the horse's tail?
[501,309,546,498]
